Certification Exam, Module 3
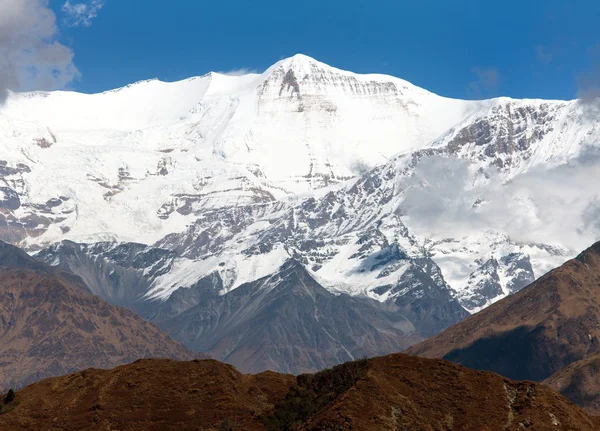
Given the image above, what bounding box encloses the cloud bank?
[0,0,103,104]
[400,151,600,252]
[0,0,80,103]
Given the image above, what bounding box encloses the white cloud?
[0,0,80,103]
[62,0,104,27]
[400,151,600,252]
[215,68,258,77]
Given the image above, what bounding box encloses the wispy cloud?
[536,45,553,64]
[577,64,600,101]
[62,0,104,27]
[215,68,258,77]
[577,45,600,108]
[468,67,500,98]
[0,0,80,103]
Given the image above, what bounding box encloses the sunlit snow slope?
[0,55,481,245]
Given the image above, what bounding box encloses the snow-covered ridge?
[2,54,599,314]
[0,53,482,246]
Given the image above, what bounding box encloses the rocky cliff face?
[36,245,466,373]
[36,240,176,316]
[153,260,461,374]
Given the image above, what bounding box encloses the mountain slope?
[543,355,600,416]
[0,354,597,431]
[543,353,600,415]
[2,54,595,304]
[0,241,197,390]
[0,359,295,431]
[408,241,600,382]
[38,242,469,374]
[0,54,480,248]
[302,354,599,431]
[3,54,600,375]
[151,259,461,373]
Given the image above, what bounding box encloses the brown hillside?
[544,353,600,415]
[0,354,597,431]
[408,241,600,382]
[0,241,199,390]
[0,359,295,431]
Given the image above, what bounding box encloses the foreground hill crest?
[0,354,597,431]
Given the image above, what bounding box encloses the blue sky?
[49,0,600,100]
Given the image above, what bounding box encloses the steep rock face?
[38,241,467,373]
[0,241,197,391]
[458,252,536,311]
[35,240,176,315]
[462,257,505,310]
[390,257,469,337]
[408,241,600,382]
[442,101,566,170]
[0,355,597,431]
[151,260,427,374]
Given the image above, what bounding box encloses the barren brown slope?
[0,354,597,431]
[0,242,198,391]
[544,353,600,416]
[303,354,600,431]
[0,359,295,431]
[408,241,600,381]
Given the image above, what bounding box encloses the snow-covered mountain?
[0,54,482,246]
[3,54,599,372]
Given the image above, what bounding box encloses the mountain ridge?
[408,240,600,382]
[0,241,199,391]
[0,354,597,431]
[19,53,569,103]
[3,54,600,374]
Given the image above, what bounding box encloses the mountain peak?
[280,53,319,67]
[281,54,323,66]
[576,240,600,263]
[265,53,329,79]
[0,240,48,272]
